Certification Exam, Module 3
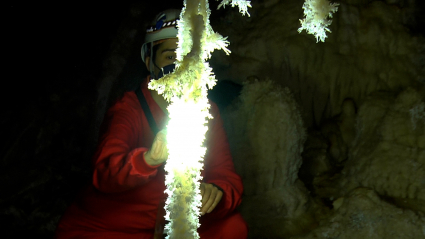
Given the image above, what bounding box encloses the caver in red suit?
[54,77,248,239]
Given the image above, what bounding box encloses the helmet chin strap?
[151,63,176,80]
[149,42,176,80]
[156,64,176,79]
[149,44,156,79]
[149,43,165,80]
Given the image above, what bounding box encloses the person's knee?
[199,212,248,239]
[221,212,248,239]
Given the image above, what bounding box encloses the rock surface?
[2,0,425,238]
[293,188,425,239]
[340,88,425,201]
[221,80,310,238]
[210,0,425,127]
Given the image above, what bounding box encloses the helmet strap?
[149,42,165,80]
[149,43,156,79]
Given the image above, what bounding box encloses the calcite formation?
[293,188,425,239]
[221,80,310,237]
[341,88,425,201]
[212,0,425,238]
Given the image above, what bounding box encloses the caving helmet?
[141,9,180,79]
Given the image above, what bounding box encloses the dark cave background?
[2,0,425,238]
[2,1,242,237]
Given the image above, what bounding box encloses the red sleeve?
[203,103,243,218]
[92,95,161,193]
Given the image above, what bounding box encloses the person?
[54,8,248,239]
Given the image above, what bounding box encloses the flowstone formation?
[221,80,311,238]
[302,88,425,239]
[292,188,425,239]
[222,84,424,238]
[208,0,425,238]
[340,88,425,201]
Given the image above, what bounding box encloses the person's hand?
[144,130,168,166]
[200,183,223,215]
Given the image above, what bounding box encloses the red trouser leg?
[198,212,248,239]
[56,204,247,239]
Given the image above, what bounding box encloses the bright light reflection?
[148,1,250,238]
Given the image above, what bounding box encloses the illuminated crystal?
[148,0,250,238]
[298,0,339,42]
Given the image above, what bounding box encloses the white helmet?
[141,9,180,64]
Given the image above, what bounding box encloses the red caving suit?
[55,77,248,238]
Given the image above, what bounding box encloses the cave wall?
[212,0,425,238]
[2,0,424,238]
[222,80,310,237]
[210,0,425,127]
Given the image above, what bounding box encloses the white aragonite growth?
[292,188,425,239]
[147,0,251,238]
[221,79,309,238]
[341,88,425,201]
[217,0,252,16]
[298,0,340,42]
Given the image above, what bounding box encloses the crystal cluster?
[148,0,250,238]
[298,0,339,42]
